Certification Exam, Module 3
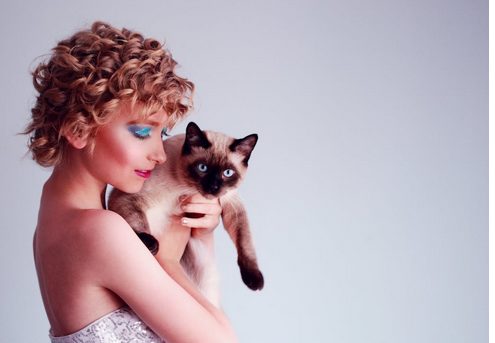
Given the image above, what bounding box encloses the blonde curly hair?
[24,21,194,167]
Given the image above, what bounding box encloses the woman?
[25,21,237,342]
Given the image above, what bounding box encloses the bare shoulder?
[72,209,133,242]
[74,208,129,228]
[70,209,147,265]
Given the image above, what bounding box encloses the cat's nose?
[211,184,219,191]
[207,182,220,194]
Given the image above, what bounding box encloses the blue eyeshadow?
[128,125,152,138]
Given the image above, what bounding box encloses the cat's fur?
[108,122,263,305]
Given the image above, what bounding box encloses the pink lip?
[135,170,152,179]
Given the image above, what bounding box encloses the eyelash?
[161,128,170,141]
[128,126,170,141]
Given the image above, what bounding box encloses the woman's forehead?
[144,110,170,126]
[120,101,172,126]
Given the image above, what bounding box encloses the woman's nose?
[149,141,166,165]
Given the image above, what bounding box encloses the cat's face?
[180,122,257,198]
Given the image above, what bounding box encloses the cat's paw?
[136,231,159,255]
[240,266,264,291]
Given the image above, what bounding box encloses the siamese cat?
[108,122,263,305]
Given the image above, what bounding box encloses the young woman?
[25,21,238,343]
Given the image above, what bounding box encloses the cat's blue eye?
[197,163,208,173]
[161,128,170,141]
[128,125,152,139]
[223,169,235,177]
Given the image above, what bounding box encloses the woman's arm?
[81,210,237,343]
[154,194,223,308]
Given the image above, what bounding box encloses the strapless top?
[49,306,164,343]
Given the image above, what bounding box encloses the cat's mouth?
[199,189,227,199]
[201,192,222,199]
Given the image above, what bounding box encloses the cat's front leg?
[221,194,264,291]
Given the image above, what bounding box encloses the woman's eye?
[161,128,170,141]
[223,169,235,177]
[197,163,208,172]
[128,125,152,139]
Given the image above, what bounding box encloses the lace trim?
[49,307,164,343]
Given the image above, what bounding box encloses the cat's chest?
[145,195,179,236]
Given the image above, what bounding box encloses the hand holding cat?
[180,193,222,239]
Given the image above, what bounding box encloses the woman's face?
[84,103,170,193]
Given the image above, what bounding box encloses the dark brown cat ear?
[182,122,212,155]
[229,134,258,165]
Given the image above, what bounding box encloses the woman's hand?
[180,193,222,239]
[154,193,222,264]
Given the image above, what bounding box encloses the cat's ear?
[230,134,258,165]
[182,122,211,155]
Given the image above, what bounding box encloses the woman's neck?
[44,158,107,210]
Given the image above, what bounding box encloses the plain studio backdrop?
[0,1,487,342]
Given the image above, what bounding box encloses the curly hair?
[24,21,194,167]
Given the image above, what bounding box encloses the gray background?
[0,0,487,342]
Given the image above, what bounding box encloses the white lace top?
[49,307,164,343]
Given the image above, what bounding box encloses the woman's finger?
[181,214,220,229]
[182,202,222,216]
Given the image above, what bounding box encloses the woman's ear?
[65,133,88,149]
[61,123,89,150]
